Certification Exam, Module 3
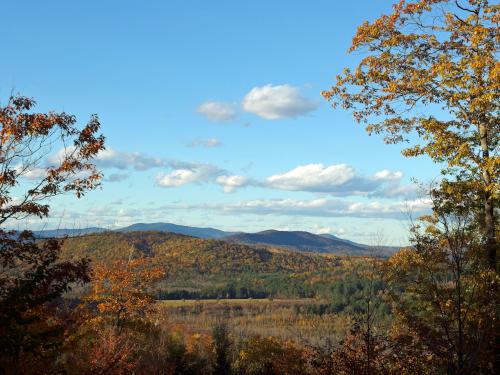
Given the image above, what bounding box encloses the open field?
[157,298,351,347]
[159,298,319,307]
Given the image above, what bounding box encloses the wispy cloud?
[187,138,222,148]
[164,197,431,220]
[104,173,130,182]
[94,148,166,171]
[196,101,237,122]
[48,147,166,171]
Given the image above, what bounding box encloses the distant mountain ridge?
[32,222,398,256]
[117,222,234,239]
[33,227,107,238]
[223,230,392,256]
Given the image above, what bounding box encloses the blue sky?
[1,0,440,245]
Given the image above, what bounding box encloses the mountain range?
[33,222,398,256]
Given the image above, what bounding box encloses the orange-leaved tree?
[0,94,105,371]
[322,0,499,270]
[84,258,165,328]
[63,258,165,374]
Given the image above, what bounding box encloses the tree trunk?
[478,123,497,270]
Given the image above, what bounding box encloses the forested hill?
[58,231,365,299]
[59,230,342,276]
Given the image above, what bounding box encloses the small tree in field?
[0,95,105,371]
[212,322,233,375]
[322,0,498,269]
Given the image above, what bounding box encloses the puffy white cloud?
[258,164,416,198]
[156,162,223,188]
[156,169,202,187]
[187,138,222,148]
[266,163,356,191]
[242,84,318,120]
[197,101,237,122]
[215,175,249,193]
[46,147,416,199]
[374,169,403,181]
[190,162,416,198]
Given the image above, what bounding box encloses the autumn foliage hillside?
[58,231,363,299]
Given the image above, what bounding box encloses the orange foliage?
[84,257,165,327]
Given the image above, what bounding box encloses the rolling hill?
[58,230,355,299]
[33,222,397,255]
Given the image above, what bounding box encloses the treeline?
[158,275,391,320]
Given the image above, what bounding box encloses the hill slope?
[59,231,358,299]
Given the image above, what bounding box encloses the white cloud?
[46,147,417,199]
[371,183,418,198]
[374,169,403,181]
[165,197,431,220]
[197,101,237,122]
[216,175,249,193]
[156,162,222,188]
[16,166,47,180]
[242,84,318,120]
[105,173,130,182]
[177,162,416,199]
[266,163,356,191]
[187,138,222,148]
[47,146,76,165]
[49,147,165,171]
[156,169,202,187]
[94,148,165,171]
[311,225,333,235]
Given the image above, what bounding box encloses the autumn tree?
[0,94,105,371]
[385,188,498,374]
[233,336,313,375]
[322,0,499,269]
[327,246,391,375]
[83,258,165,328]
[63,258,165,374]
[213,322,233,375]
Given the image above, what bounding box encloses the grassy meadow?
[157,298,351,347]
